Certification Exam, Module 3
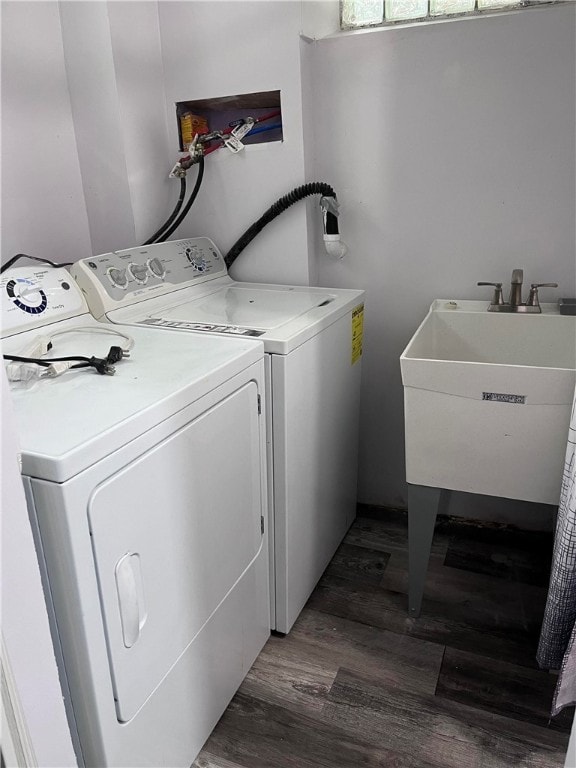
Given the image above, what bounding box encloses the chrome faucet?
[478,268,558,313]
[509,269,523,307]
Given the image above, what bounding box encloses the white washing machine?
[1,266,269,767]
[71,238,365,633]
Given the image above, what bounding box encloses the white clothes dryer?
[2,266,269,767]
[72,238,365,633]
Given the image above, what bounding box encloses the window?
[341,0,563,28]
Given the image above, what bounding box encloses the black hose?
[224,183,339,269]
[143,177,187,246]
[1,254,73,274]
[156,156,205,243]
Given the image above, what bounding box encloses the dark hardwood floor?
[194,508,572,768]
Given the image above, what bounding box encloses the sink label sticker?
[352,305,364,365]
[482,392,526,404]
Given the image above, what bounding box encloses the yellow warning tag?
[352,304,364,365]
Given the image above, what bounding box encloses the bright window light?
[341,0,384,27]
[477,0,519,7]
[341,0,562,29]
[430,0,475,15]
[385,0,429,20]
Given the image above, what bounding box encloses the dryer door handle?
[115,553,146,648]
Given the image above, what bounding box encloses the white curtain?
[537,386,576,714]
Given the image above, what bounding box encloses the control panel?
[1,267,87,338]
[71,238,228,319]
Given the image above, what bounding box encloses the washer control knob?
[107,267,128,288]
[148,257,165,279]
[127,263,149,285]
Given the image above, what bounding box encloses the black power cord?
[3,345,127,376]
[1,254,73,274]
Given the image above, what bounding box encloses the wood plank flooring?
[194,507,571,768]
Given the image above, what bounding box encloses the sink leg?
[408,483,443,618]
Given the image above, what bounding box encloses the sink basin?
[401,300,576,505]
[405,300,576,368]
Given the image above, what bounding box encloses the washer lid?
[5,318,263,482]
[110,281,365,355]
[160,285,333,330]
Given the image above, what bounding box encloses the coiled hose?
[224,182,339,269]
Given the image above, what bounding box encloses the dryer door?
[88,381,263,723]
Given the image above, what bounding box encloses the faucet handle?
[478,282,504,305]
[527,282,558,307]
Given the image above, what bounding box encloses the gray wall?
[304,5,576,525]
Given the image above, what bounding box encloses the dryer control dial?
[148,257,165,279]
[5,277,48,314]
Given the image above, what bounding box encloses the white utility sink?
[401,300,576,505]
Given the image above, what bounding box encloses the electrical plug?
[90,357,116,376]
[17,335,52,359]
[106,346,128,365]
[43,361,74,378]
[5,361,41,385]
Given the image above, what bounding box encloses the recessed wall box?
[176,90,282,152]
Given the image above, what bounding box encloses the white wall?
[305,5,576,518]
[59,1,137,255]
[59,1,173,254]
[1,1,92,265]
[2,1,176,262]
[2,0,319,284]
[158,1,313,285]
